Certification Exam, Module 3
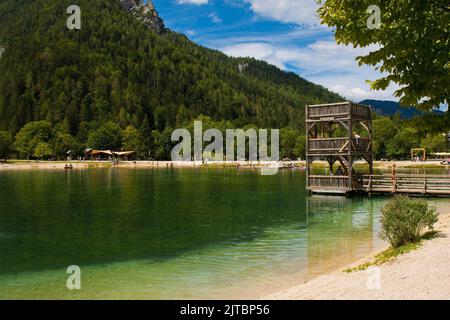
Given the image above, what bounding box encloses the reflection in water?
[0,168,392,299]
[305,196,381,278]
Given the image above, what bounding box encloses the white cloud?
[175,0,398,102]
[246,0,321,26]
[222,43,286,69]
[176,0,209,5]
[209,13,223,24]
[230,1,399,101]
[185,29,197,37]
[221,40,399,102]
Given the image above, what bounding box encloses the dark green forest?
[0,0,448,161]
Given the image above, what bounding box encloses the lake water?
[0,168,401,299]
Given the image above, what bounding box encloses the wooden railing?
[351,104,371,118]
[308,174,450,196]
[308,103,349,118]
[307,102,371,120]
[308,175,350,190]
[362,174,450,195]
[308,138,370,153]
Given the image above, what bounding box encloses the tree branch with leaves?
[317,0,449,110]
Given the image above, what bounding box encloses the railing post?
[392,164,397,193]
[367,175,373,193]
[393,177,397,193]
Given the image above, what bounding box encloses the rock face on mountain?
[120,0,165,34]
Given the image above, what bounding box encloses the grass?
[344,230,440,273]
[402,164,445,169]
[87,162,112,168]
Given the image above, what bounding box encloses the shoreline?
[265,203,450,300]
[0,160,303,171]
[0,160,448,171]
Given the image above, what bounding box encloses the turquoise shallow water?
[0,168,390,299]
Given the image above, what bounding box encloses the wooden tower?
[306,102,373,195]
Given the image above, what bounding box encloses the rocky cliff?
[120,0,165,34]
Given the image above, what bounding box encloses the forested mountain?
[0,0,343,159]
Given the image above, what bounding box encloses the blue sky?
[152,0,398,102]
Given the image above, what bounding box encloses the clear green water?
[0,168,391,299]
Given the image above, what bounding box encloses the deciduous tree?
[14,121,53,159]
[0,131,14,160]
[87,122,123,150]
[319,0,450,109]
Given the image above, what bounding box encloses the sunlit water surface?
[0,167,445,299]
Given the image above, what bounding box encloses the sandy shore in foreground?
[266,203,450,300]
[0,160,447,171]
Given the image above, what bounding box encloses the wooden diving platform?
[306,102,374,195]
[305,102,450,197]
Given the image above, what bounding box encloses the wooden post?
[348,102,353,192]
[392,164,397,193]
[368,108,374,179]
[423,178,427,194]
[367,175,373,193]
[305,105,310,193]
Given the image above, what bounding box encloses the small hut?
[84,149,114,160]
[83,149,135,161]
[112,151,136,161]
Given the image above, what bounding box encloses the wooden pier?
[308,172,450,196]
[363,173,450,196]
[305,102,450,197]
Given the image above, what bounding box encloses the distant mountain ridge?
[360,99,444,119]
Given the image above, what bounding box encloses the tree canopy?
[0,131,14,159]
[14,121,53,159]
[87,122,123,151]
[319,0,450,110]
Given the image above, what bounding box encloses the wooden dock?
[308,173,450,197]
[362,174,450,196]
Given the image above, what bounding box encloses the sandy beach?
[0,160,304,171]
[0,160,197,170]
[0,160,448,171]
[266,203,450,300]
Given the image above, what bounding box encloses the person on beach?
[353,131,361,145]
